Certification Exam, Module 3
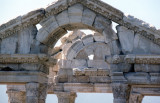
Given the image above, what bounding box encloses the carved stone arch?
[65,35,113,60]
[36,3,118,50]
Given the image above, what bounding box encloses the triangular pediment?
[0,0,160,47]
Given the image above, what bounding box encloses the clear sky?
[0,0,160,103]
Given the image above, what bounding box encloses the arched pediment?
[1,0,160,48]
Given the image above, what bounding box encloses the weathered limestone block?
[7,85,25,92]
[133,34,150,54]
[71,59,87,69]
[19,63,44,71]
[111,63,132,72]
[82,35,94,46]
[7,90,26,103]
[62,43,72,56]
[0,16,22,32]
[134,64,160,72]
[124,72,150,84]
[58,60,72,69]
[68,4,83,24]
[64,83,94,92]
[18,25,37,54]
[84,69,97,76]
[88,60,109,69]
[76,49,89,59]
[89,76,111,83]
[30,40,40,53]
[94,84,112,93]
[150,41,160,54]
[82,8,96,26]
[26,83,48,103]
[150,73,160,84]
[112,83,130,103]
[39,16,59,33]
[84,44,95,56]
[56,92,77,103]
[129,93,144,103]
[36,15,59,43]
[66,48,77,60]
[111,72,127,83]
[93,43,111,60]
[93,36,105,42]
[97,69,110,76]
[117,26,134,54]
[56,10,70,26]
[103,26,118,43]
[93,15,111,33]
[62,30,85,43]
[1,34,18,54]
[70,40,84,53]
[58,68,73,82]
[0,64,19,71]
[68,76,89,83]
[30,40,48,54]
[45,0,67,12]
[134,33,160,54]
[36,28,49,43]
[109,40,120,55]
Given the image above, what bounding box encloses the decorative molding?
[1,0,159,47]
[108,55,160,64]
[0,54,48,63]
[0,8,45,39]
[74,69,110,76]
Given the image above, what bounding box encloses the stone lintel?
[64,83,112,93]
[0,71,48,84]
[108,54,160,64]
[132,86,160,96]
[0,54,48,64]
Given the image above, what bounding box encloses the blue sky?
[0,0,160,103]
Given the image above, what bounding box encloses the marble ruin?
[0,0,160,103]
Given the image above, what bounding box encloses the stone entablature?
[108,54,160,64]
[1,0,160,46]
[0,54,48,63]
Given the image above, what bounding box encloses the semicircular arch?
[36,3,117,49]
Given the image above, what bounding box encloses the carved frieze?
[0,54,48,63]
[0,0,160,47]
[109,54,160,64]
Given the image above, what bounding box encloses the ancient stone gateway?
[0,0,160,103]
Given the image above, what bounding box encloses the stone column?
[25,83,48,103]
[112,83,131,103]
[129,93,144,103]
[7,90,26,103]
[56,92,77,103]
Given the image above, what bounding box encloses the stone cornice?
[0,0,160,46]
[0,8,45,39]
[0,54,48,63]
[108,55,160,64]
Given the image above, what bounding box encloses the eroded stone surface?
[117,26,134,54]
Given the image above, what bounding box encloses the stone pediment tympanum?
[1,0,160,103]
[1,0,160,49]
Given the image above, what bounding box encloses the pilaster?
[129,93,144,103]
[25,83,48,103]
[56,92,77,103]
[7,90,25,103]
[112,83,131,103]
